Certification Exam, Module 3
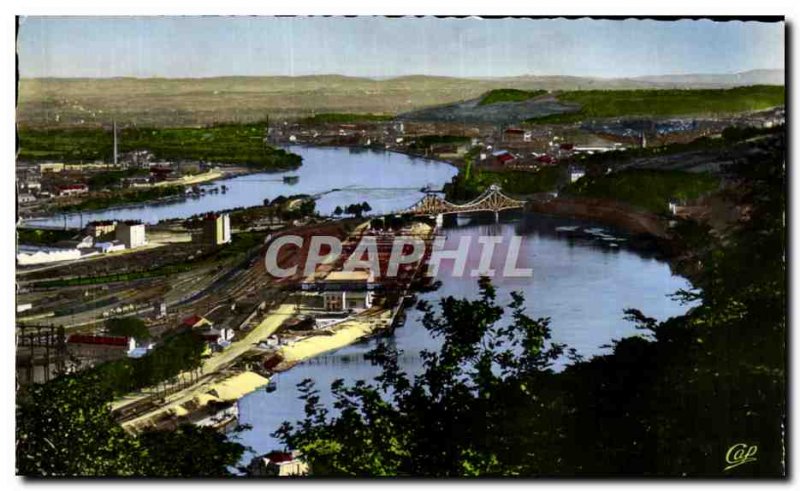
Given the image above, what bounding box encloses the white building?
[569,166,586,183]
[17,247,83,265]
[57,184,89,197]
[573,144,622,155]
[247,451,308,477]
[23,180,41,192]
[95,240,126,253]
[116,221,146,249]
[17,238,99,266]
[201,213,231,245]
[318,271,375,312]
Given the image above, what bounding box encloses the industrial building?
[303,270,376,313]
[86,220,117,239]
[116,220,147,249]
[202,213,231,245]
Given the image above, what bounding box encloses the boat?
[283,175,299,184]
[265,380,277,393]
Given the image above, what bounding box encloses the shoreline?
[19,165,295,226]
[18,143,447,227]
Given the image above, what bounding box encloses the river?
[235,211,695,462]
[25,145,459,228]
[26,146,694,464]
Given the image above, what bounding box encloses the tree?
[136,424,247,477]
[275,278,568,476]
[333,205,343,217]
[16,372,246,477]
[106,316,150,340]
[17,373,142,477]
[274,132,786,477]
[341,202,369,218]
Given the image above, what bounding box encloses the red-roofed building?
[496,153,516,165]
[246,450,308,476]
[535,154,557,165]
[149,166,173,182]
[68,334,130,347]
[67,334,136,362]
[57,184,89,197]
[503,128,532,143]
[182,314,212,329]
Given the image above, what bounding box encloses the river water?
[25,146,459,228]
[26,146,694,463]
[235,212,695,461]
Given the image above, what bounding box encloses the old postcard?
[14,15,786,478]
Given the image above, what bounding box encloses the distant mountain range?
[24,69,784,89]
[478,69,784,89]
[18,70,784,127]
[629,69,785,87]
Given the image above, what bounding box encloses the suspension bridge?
[402,184,526,216]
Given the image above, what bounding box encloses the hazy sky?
[17,16,784,79]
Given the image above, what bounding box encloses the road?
[114,302,296,427]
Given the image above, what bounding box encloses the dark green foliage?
[85,330,205,397]
[275,279,567,476]
[17,228,75,246]
[56,185,185,213]
[88,168,149,190]
[563,169,719,214]
[16,373,140,476]
[527,86,784,123]
[136,425,246,477]
[445,167,562,201]
[16,371,244,477]
[478,89,547,106]
[569,124,783,174]
[277,133,785,476]
[106,316,150,340]
[409,135,471,151]
[18,123,302,170]
[340,201,372,218]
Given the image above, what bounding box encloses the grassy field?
[478,89,547,106]
[18,76,514,127]
[563,169,719,214]
[527,86,785,124]
[17,123,301,169]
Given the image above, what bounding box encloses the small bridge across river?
[403,184,526,216]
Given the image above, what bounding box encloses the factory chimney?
[113,120,118,165]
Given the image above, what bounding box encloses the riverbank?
[153,169,225,187]
[527,196,670,239]
[275,310,393,369]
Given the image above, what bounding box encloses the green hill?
[527,86,785,124]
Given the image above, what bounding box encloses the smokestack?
[113,120,118,165]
